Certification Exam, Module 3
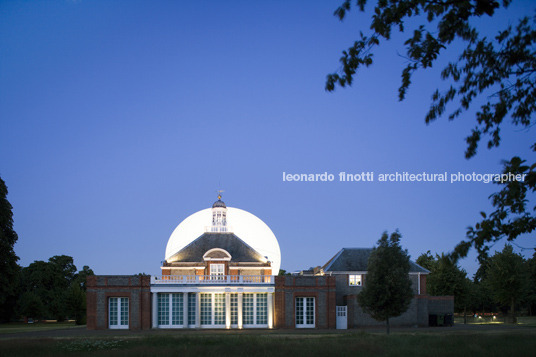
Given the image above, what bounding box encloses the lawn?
[0,322,81,335]
[0,329,535,357]
[453,316,536,326]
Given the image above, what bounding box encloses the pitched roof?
[323,248,429,273]
[166,233,267,263]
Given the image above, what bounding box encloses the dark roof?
[167,233,266,263]
[212,199,226,208]
[323,248,429,273]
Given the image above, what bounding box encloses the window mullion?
[212,293,215,326]
[169,294,173,326]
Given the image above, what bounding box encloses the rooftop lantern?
[209,191,230,233]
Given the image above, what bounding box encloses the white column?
[225,292,231,329]
[267,293,273,329]
[196,293,201,328]
[237,292,243,329]
[152,293,158,328]
[183,293,189,328]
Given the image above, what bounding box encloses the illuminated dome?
[165,202,281,274]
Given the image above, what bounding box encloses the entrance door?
[295,297,315,328]
[109,297,129,329]
[336,306,347,329]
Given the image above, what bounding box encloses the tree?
[19,260,61,320]
[49,255,77,285]
[74,265,95,291]
[483,244,529,323]
[0,176,20,322]
[278,269,291,276]
[65,284,86,325]
[66,265,94,324]
[357,231,414,334]
[415,250,435,271]
[326,0,536,261]
[47,255,77,321]
[417,251,472,322]
[472,257,500,315]
[18,256,93,321]
[526,252,536,315]
[17,291,44,320]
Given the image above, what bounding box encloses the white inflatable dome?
[165,207,281,274]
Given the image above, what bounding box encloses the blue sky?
[1,0,534,277]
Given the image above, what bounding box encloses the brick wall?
[344,294,453,328]
[274,276,336,329]
[333,273,424,306]
[420,274,427,295]
[333,275,363,305]
[86,275,151,330]
[334,273,445,328]
[345,294,430,327]
[427,295,454,314]
[170,269,195,276]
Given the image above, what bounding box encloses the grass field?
[453,316,536,326]
[1,328,536,357]
[0,322,80,335]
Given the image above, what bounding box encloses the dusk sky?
[1,0,535,277]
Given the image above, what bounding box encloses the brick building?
[87,196,453,330]
[322,248,439,328]
[86,275,151,330]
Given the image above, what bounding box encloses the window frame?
[157,293,184,328]
[348,274,362,286]
[242,293,269,328]
[109,297,129,329]
[187,293,196,326]
[295,297,315,328]
[200,293,227,327]
[210,263,225,278]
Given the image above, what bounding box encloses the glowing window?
[214,293,226,325]
[349,275,362,286]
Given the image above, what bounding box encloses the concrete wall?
[86,275,151,330]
